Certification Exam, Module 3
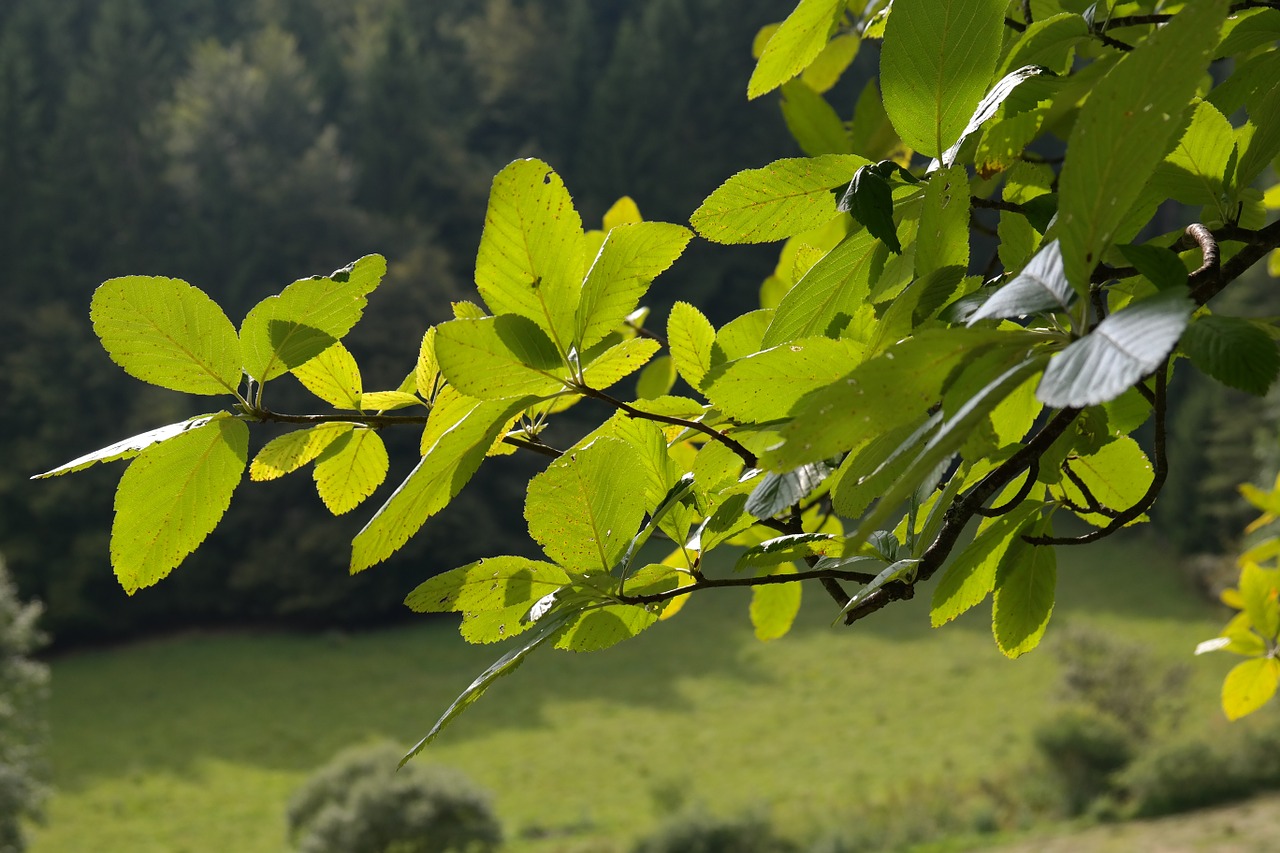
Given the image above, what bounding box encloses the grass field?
[28,534,1247,852]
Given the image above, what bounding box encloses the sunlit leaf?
[34,414,223,479]
[1057,0,1228,293]
[747,0,844,99]
[91,276,242,396]
[292,342,363,409]
[880,0,1005,157]
[111,418,248,593]
[992,531,1056,658]
[249,422,353,482]
[691,155,868,244]
[313,427,389,515]
[1222,657,1280,720]
[750,564,801,641]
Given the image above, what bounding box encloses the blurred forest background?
[0,0,1273,646]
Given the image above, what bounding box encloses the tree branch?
[616,566,879,607]
[1026,361,1169,546]
[574,384,759,467]
[841,408,1081,625]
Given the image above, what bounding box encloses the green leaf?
[746,461,838,520]
[992,531,1056,658]
[33,415,223,479]
[996,13,1088,78]
[691,155,868,244]
[328,254,387,297]
[713,309,774,363]
[292,343,363,409]
[1117,243,1188,292]
[1216,8,1280,59]
[968,240,1072,324]
[931,502,1042,627]
[1183,315,1280,395]
[553,604,661,652]
[747,0,844,99]
[1223,657,1280,721]
[404,556,570,614]
[110,418,248,593]
[915,165,970,277]
[358,390,422,412]
[750,565,802,641]
[313,427,389,515]
[802,32,860,92]
[737,535,835,570]
[1038,290,1193,408]
[525,436,648,574]
[415,328,441,399]
[352,395,534,572]
[840,559,920,617]
[880,0,1005,158]
[249,422,353,481]
[91,276,242,396]
[239,256,384,383]
[766,329,1016,469]
[852,357,1046,549]
[1240,560,1280,642]
[636,355,676,400]
[935,66,1054,170]
[1151,100,1235,207]
[402,609,574,763]
[434,315,567,400]
[781,80,853,156]
[705,337,862,424]
[831,418,929,518]
[1057,0,1229,293]
[474,158,585,352]
[668,301,717,389]
[761,227,885,347]
[838,165,902,253]
[576,222,692,350]
[580,337,662,391]
[1058,436,1152,526]
[1237,74,1280,189]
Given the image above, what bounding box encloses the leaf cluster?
[39,0,1280,749]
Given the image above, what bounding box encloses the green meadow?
[30,535,1244,852]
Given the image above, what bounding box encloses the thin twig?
[1026,363,1169,545]
[575,384,758,467]
[615,566,880,606]
[976,460,1039,517]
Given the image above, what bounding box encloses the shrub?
[631,810,796,853]
[1034,705,1134,816]
[1052,624,1188,741]
[1118,735,1250,817]
[286,743,502,853]
[0,557,48,853]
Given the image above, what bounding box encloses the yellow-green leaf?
[691,155,868,244]
[747,0,844,99]
[110,418,248,593]
[668,301,717,389]
[312,428,389,515]
[1057,0,1228,293]
[750,564,801,641]
[525,436,648,574]
[358,391,423,412]
[33,415,223,479]
[1223,657,1280,720]
[992,534,1057,658]
[880,0,1006,158]
[352,395,534,572]
[239,255,385,383]
[292,343,362,409]
[91,276,242,396]
[415,328,441,399]
[475,159,586,352]
[249,422,354,481]
[435,315,568,400]
[576,222,692,350]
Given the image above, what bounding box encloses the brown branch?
[615,566,880,607]
[249,407,429,426]
[1004,16,1027,32]
[575,384,758,467]
[841,407,1081,625]
[1026,362,1169,546]
[976,460,1039,518]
